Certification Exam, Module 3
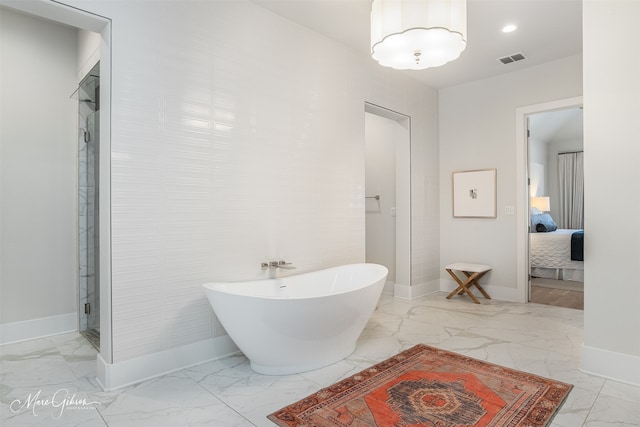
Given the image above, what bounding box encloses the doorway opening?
[528,107,584,309]
[364,103,411,294]
[515,96,583,306]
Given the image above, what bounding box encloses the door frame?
[515,96,583,303]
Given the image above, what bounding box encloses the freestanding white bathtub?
[202,263,388,375]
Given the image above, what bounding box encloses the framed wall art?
[452,168,497,218]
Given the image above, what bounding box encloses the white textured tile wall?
[80,0,439,362]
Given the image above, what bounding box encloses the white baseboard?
[581,344,640,387]
[440,279,520,302]
[0,313,77,345]
[394,280,440,300]
[96,335,239,391]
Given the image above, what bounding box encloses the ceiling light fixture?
[502,24,518,33]
[370,0,467,70]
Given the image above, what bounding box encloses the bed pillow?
[532,213,557,232]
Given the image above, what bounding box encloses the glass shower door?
[77,62,100,349]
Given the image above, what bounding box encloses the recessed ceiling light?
[502,24,518,33]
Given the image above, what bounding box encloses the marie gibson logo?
[10,388,101,419]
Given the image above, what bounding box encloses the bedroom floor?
[3,292,640,426]
[531,277,584,310]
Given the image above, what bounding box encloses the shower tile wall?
[78,0,440,363]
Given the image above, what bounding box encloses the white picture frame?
[452,169,497,218]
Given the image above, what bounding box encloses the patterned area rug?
[268,344,572,426]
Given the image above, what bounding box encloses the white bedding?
[530,229,583,281]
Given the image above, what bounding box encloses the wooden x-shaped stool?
[445,263,492,304]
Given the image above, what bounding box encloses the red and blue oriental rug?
[268,344,572,426]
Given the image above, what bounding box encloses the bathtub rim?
[202,262,389,300]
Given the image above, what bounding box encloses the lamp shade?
[531,196,550,212]
[371,0,467,70]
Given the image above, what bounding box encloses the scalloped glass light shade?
[371,0,467,70]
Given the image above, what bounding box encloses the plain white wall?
[582,0,640,381]
[0,8,78,324]
[439,54,582,299]
[529,136,547,174]
[57,0,440,363]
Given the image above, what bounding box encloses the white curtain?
[558,152,584,229]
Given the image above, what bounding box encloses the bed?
[529,212,584,282]
[530,229,584,282]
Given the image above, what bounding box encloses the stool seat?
[445,263,491,274]
[445,263,492,304]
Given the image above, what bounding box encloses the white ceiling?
[252,0,583,89]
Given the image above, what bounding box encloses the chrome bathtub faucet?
[261,260,296,270]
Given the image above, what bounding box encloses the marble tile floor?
[80,328,100,352]
[2,292,639,426]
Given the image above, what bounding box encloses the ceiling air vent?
[498,52,526,65]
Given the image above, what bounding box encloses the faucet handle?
[277,260,296,270]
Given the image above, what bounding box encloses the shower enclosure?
[76,62,100,349]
